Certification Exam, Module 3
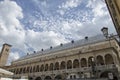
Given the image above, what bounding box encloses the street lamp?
[101,27,109,38]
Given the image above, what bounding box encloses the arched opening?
[14,69,16,74]
[45,64,49,71]
[55,75,62,80]
[26,67,30,73]
[19,68,23,74]
[67,60,72,69]
[33,66,36,72]
[35,77,42,80]
[36,65,39,72]
[60,61,66,69]
[23,67,26,73]
[73,59,79,68]
[16,68,19,74]
[28,77,33,80]
[105,54,114,65]
[54,62,59,70]
[30,66,32,73]
[88,56,94,67]
[40,64,44,71]
[96,55,104,66]
[100,71,118,80]
[44,76,52,80]
[81,58,87,67]
[49,63,53,71]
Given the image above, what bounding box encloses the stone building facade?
[7,35,120,80]
[105,0,120,37]
[0,43,11,67]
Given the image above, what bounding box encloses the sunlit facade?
[6,35,120,80]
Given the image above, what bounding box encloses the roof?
[16,34,107,61]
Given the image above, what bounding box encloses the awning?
[0,68,13,76]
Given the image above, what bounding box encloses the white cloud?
[0,0,25,50]
[25,30,67,51]
[59,0,81,9]
[0,0,25,65]
[58,0,81,15]
[7,52,20,65]
[86,0,107,17]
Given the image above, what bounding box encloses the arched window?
[40,64,44,71]
[81,58,87,67]
[26,66,30,73]
[60,61,66,69]
[105,54,114,65]
[30,66,32,73]
[23,67,26,73]
[54,62,59,70]
[88,56,94,67]
[35,77,42,80]
[14,69,16,74]
[45,64,49,71]
[67,60,72,69]
[73,59,79,68]
[49,63,53,71]
[55,75,62,80]
[36,65,39,72]
[16,68,19,74]
[44,76,52,80]
[19,68,23,74]
[33,66,36,72]
[96,55,104,65]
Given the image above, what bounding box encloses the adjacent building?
[0,43,12,67]
[0,43,13,78]
[6,34,120,80]
[105,0,120,37]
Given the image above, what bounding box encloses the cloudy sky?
[0,0,116,65]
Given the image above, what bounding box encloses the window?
[5,48,9,52]
[74,75,76,79]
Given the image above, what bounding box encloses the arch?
[49,63,53,71]
[45,64,49,71]
[14,69,16,74]
[67,60,72,69]
[54,62,59,70]
[30,66,32,73]
[26,66,30,73]
[16,68,19,74]
[88,56,94,67]
[44,76,52,80]
[19,68,23,74]
[33,66,36,72]
[81,58,87,67]
[23,67,26,73]
[73,59,79,68]
[105,54,114,65]
[40,64,44,71]
[35,77,42,80]
[28,77,33,80]
[55,75,62,80]
[100,71,118,80]
[36,65,39,72]
[60,61,66,69]
[96,55,104,66]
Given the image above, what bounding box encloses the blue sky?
[0,0,116,65]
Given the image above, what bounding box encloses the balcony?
[15,64,118,76]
